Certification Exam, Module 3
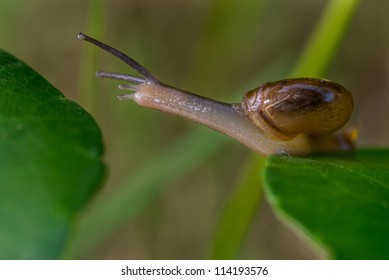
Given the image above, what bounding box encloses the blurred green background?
[0,0,388,259]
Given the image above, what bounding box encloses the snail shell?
[239,78,353,140]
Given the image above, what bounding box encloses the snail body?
[78,33,355,156]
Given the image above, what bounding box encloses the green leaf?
[0,49,105,259]
[264,149,389,259]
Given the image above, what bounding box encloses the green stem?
[290,0,361,77]
[77,0,106,115]
[211,0,361,260]
[209,155,265,259]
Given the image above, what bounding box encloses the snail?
[77,32,355,156]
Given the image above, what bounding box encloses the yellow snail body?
[78,33,355,156]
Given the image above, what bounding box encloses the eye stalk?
[78,32,355,156]
[77,32,159,85]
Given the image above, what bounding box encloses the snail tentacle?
[77,32,159,84]
[96,71,146,84]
